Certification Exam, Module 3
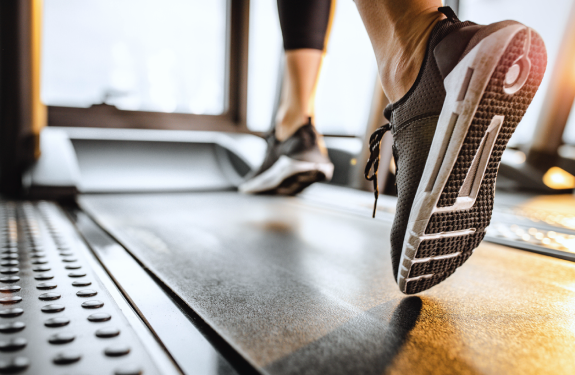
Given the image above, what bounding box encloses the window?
[41,0,227,115]
[246,0,378,136]
[246,0,283,132]
[42,0,569,143]
[314,0,378,136]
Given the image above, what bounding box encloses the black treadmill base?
[79,190,575,375]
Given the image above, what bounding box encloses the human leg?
[275,0,335,141]
[355,0,445,102]
[239,0,335,194]
[275,49,323,141]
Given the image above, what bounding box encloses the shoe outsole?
[260,170,328,196]
[239,155,334,195]
[398,25,547,294]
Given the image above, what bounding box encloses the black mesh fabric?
[385,19,475,127]
[386,17,473,280]
[251,123,329,179]
[385,13,547,291]
[390,116,437,280]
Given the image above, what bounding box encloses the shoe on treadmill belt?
[239,118,334,195]
[365,6,546,294]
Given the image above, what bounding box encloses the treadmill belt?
[79,191,575,375]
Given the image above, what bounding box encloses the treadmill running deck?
[79,191,575,375]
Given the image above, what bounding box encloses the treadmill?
[2,1,575,374]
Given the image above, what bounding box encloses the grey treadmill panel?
[71,140,234,193]
[79,192,575,375]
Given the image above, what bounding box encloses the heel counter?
[434,25,482,80]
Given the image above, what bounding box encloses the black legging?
[277,0,335,51]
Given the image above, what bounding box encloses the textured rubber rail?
[401,27,547,294]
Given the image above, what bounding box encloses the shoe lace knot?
[364,123,392,218]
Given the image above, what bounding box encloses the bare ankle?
[378,10,446,103]
[275,109,309,141]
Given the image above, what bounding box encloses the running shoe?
[365,7,547,294]
[239,118,334,195]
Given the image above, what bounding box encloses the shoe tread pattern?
[427,29,546,235]
[258,171,326,196]
[408,232,484,278]
[403,29,546,294]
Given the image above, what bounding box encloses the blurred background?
[32,0,575,196]
[41,0,575,142]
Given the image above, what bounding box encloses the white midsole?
[411,251,462,264]
[238,155,334,194]
[418,228,476,241]
[397,24,528,289]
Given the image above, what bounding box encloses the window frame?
[47,0,251,133]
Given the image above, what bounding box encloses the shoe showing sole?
[238,155,334,195]
[397,25,547,294]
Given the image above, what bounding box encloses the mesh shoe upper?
[385,16,476,280]
[367,7,546,293]
[249,119,330,180]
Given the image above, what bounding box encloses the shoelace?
[364,123,392,218]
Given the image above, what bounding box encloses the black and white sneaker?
[365,7,547,294]
[239,118,334,195]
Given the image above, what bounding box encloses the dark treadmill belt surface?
[79,192,575,375]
